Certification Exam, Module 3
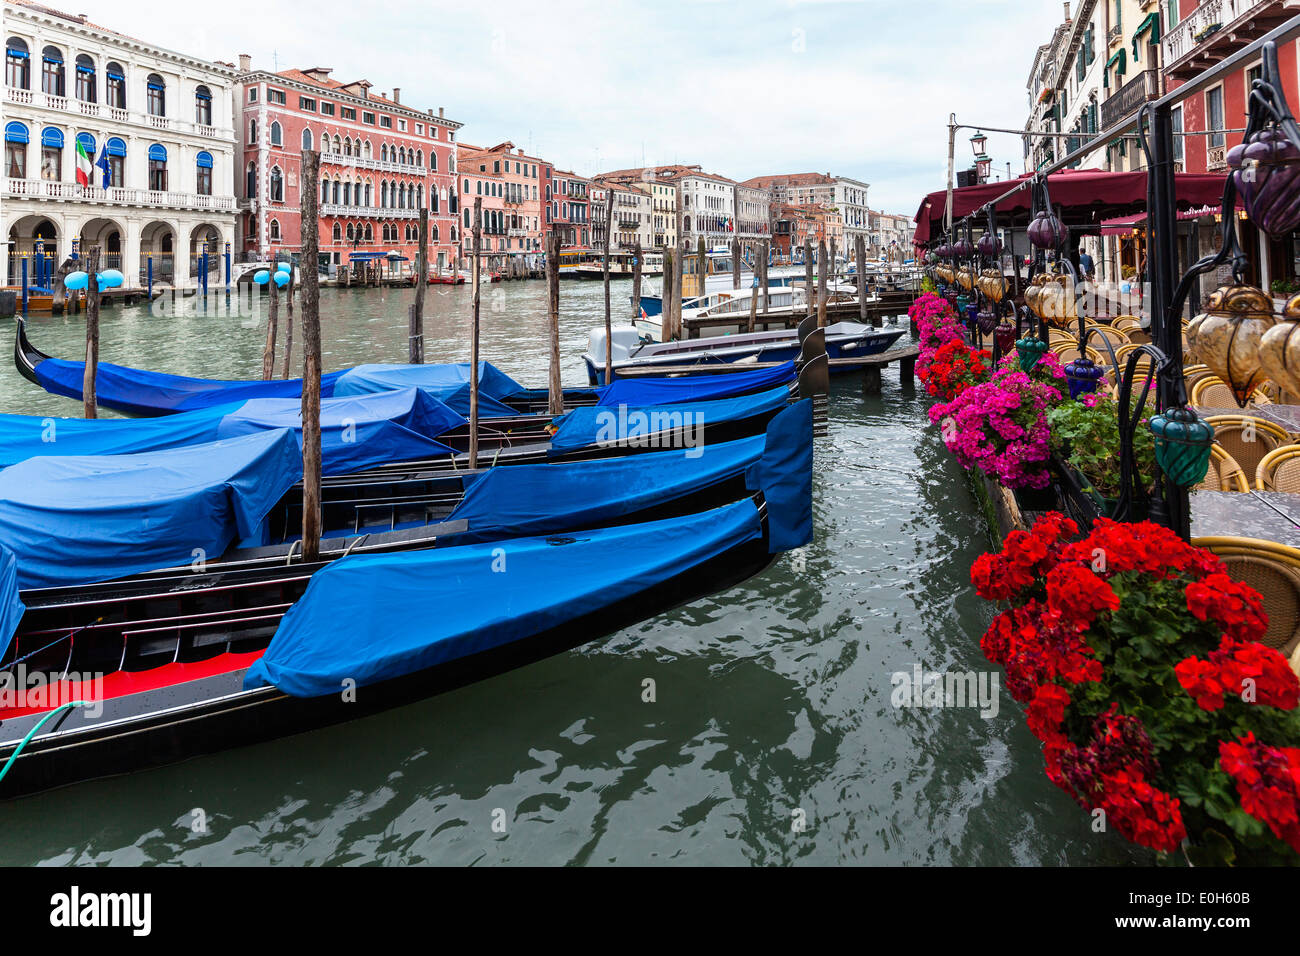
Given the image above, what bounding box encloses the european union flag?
[96,146,111,188]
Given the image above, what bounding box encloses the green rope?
[0,700,88,785]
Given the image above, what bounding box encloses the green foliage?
[1047,395,1157,500]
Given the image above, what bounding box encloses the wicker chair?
[1087,324,1130,349]
[1183,364,1215,393]
[1127,327,1153,344]
[1113,315,1143,333]
[1050,341,1104,365]
[1205,414,1291,479]
[1255,445,1300,491]
[1196,444,1251,492]
[1191,376,1271,409]
[1192,537,1300,657]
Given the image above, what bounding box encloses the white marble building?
[3,0,237,290]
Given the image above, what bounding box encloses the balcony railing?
[3,177,235,211]
[319,151,430,176]
[1163,0,1270,68]
[1100,68,1161,128]
[4,86,234,141]
[320,202,419,219]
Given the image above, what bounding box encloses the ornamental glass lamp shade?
[1064,356,1104,400]
[1258,292,1300,399]
[976,154,992,182]
[970,130,987,157]
[1149,407,1214,488]
[1187,285,1277,407]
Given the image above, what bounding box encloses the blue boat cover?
[0,430,302,590]
[243,499,764,697]
[215,389,459,475]
[0,543,26,658]
[0,389,460,475]
[745,400,813,553]
[595,361,795,407]
[31,356,350,416]
[547,385,790,456]
[445,433,767,545]
[333,362,525,418]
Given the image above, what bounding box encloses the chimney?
[438,107,444,118]
[1063,1,1070,19]
[238,53,251,72]
[392,87,400,103]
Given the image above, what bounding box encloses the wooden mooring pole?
[546,232,562,416]
[469,197,482,469]
[83,248,101,419]
[732,237,741,290]
[262,257,279,380]
[280,261,296,379]
[661,245,675,342]
[602,191,614,385]
[411,204,428,364]
[804,239,814,319]
[817,238,828,329]
[760,239,769,320]
[300,148,323,562]
[697,236,707,300]
[630,240,643,321]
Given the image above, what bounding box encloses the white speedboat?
[582,321,907,385]
[636,282,871,340]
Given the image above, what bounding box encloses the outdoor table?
[1191,490,1300,548]
[1193,405,1300,437]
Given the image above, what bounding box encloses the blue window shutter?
[4,121,29,144]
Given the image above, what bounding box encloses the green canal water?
[0,282,1148,865]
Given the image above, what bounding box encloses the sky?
[47,0,1069,219]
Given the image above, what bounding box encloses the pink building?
[236,59,462,275]
[547,169,589,251]
[455,142,508,272]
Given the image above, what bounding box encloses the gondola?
[14,318,804,418]
[0,403,812,796]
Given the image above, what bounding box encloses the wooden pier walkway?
[612,344,920,394]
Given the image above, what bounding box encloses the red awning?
[912,168,1229,246]
[1100,213,1146,236]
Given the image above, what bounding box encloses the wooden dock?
[683,291,914,338]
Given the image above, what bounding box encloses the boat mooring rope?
[0,700,88,785]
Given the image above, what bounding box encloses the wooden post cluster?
[299,148,323,562]
[630,241,643,322]
[856,234,868,327]
[661,245,676,343]
[804,239,814,319]
[82,247,101,419]
[817,239,828,329]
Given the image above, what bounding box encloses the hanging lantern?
[1149,407,1215,488]
[980,269,1007,303]
[1016,335,1049,373]
[976,309,999,335]
[1189,284,1277,407]
[954,238,974,258]
[1027,210,1065,250]
[994,321,1017,355]
[1258,292,1300,399]
[1023,275,1045,317]
[1229,128,1300,240]
[1039,273,1077,328]
[1064,356,1104,400]
[977,232,1001,259]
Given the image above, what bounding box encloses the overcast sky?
[64,0,1068,218]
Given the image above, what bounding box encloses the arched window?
[247,161,257,198]
[430,150,437,171]
[346,223,354,242]
[430,189,439,214]
[105,61,125,108]
[364,224,373,242]
[74,54,95,103]
[416,149,423,167]
[195,84,212,125]
[249,118,257,144]
[432,224,439,243]
[364,181,372,206]
[321,176,329,205]
[416,184,423,209]
[269,218,280,241]
[269,121,282,147]
[463,208,470,228]
[39,126,62,181]
[332,134,340,154]
[5,38,30,90]
[398,146,406,165]
[146,72,165,117]
[343,136,351,157]
[380,181,388,208]
[363,140,371,159]
[331,178,340,204]
[41,45,64,97]
[270,165,283,202]
[397,184,405,209]
[408,184,415,208]
[104,136,125,187]
[332,223,342,243]
[342,181,351,206]
[301,127,313,151]
[196,151,213,196]
[147,142,167,191]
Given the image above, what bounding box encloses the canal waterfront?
[0,283,1148,865]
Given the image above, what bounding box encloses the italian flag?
[75,138,93,188]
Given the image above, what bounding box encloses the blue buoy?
[64,271,89,291]
[253,270,271,286]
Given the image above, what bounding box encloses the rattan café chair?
[1205,414,1290,480]
[1256,445,1300,492]
[1192,536,1300,658]
[1196,444,1251,493]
